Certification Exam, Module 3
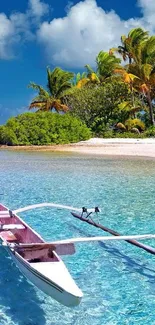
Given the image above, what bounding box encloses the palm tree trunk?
[147,91,155,126]
[130,83,136,118]
[130,83,135,108]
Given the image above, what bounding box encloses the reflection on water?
[0,248,46,325]
[0,150,155,324]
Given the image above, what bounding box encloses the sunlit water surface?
[0,150,155,325]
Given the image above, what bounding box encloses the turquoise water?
[0,150,155,325]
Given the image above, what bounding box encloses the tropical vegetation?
[28,67,74,112]
[1,27,155,145]
[0,113,91,145]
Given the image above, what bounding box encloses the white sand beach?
[69,138,155,158]
[1,138,155,158]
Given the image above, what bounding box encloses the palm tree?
[72,72,87,86]
[129,65,155,125]
[110,27,149,64]
[76,51,121,89]
[127,36,155,125]
[112,29,155,125]
[73,71,90,89]
[70,65,100,89]
[72,51,120,90]
[96,51,121,81]
[28,67,74,112]
[114,68,139,107]
[84,64,100,82]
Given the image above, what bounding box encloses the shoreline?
[1,138,155,158]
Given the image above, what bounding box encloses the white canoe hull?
[6,247,83,307]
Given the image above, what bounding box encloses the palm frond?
[52,100,69,112]
[96,51,121,79]
[128,28,149,47]
[76,78,90,88]
[85,64,95,75]
[28,83,50,98]
[47,67,74,98]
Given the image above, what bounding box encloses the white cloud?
[138,0,155,30]
[0,0,49,59]
[1,0,155,66]
[0,13,20,59]
[28,0,49,18]
[0,11,31,59]
[37,0,155,68]
[138,0,155,17]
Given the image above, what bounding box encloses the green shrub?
[113,132,144,138]
[0,112,91,145]
[0,126,18,145]
[102,130,115,138]
[144,126,155,137]
[102,131,144,138]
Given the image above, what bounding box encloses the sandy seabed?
[1,138,155,159]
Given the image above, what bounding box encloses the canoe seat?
[0,210,13,218]
[0,214,12,219]
[0,231,18,242]
[0,224,25,231]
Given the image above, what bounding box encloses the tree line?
[1,27,155,145]
[28,27,155,137]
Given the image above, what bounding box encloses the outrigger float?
[0,202,155,307]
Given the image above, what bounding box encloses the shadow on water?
[0,248,46,325]
[68,223,155,284]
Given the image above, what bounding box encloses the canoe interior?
[0,204,59,263]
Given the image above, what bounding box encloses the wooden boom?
[0,203,98,216]
[71,212,155,255]
[11,234,155,250]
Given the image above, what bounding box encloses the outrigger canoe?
[0,202,155,308]
[0,204,83,307]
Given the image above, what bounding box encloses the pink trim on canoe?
[0,203,60,262]
[0,204,8,211]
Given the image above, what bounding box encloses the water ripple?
[0,150,155,324]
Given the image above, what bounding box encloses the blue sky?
[0,0,154,123]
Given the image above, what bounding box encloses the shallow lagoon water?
[0,150,155,325]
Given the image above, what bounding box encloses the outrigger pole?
[1,202,155,255]
[0,203,97,215]
[71,212,155,255]
[12,233,155,251]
